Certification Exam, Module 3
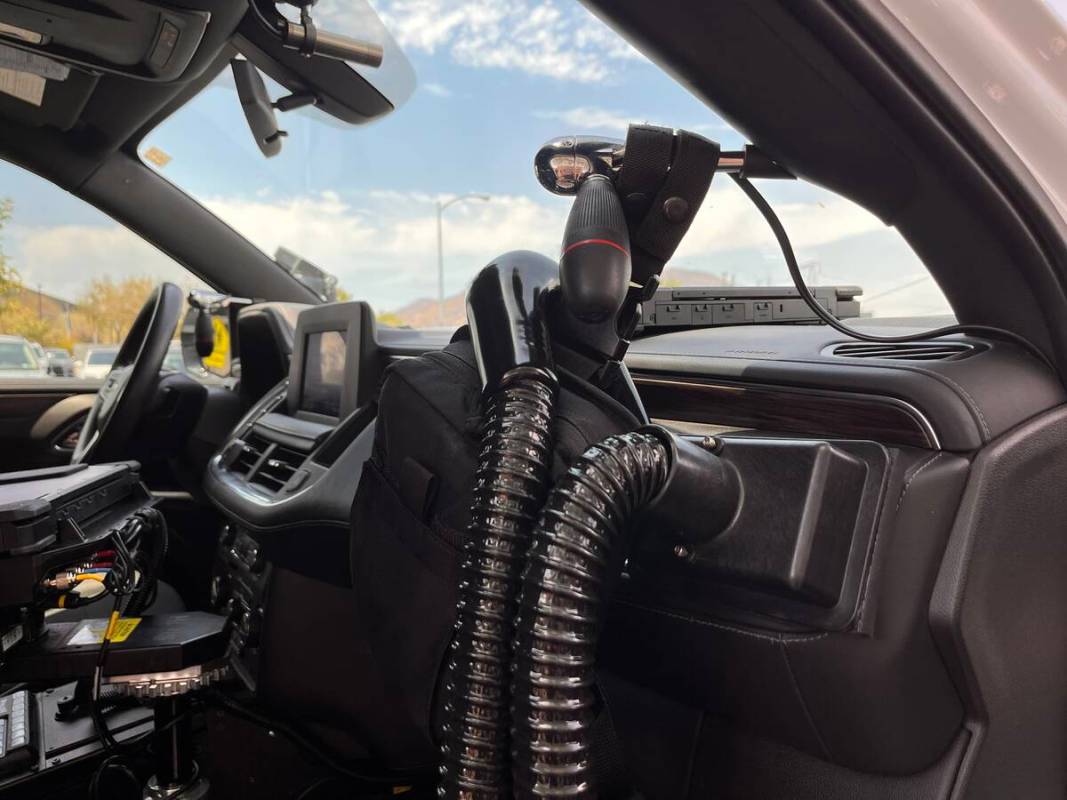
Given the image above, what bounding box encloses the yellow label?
[143,147,172,168]
[68,617,142,646]
[202,316,230,372]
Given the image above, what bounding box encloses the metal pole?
[435,194,491,327]
[436,200,444,326]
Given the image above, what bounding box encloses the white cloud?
[363,0,644,81]
[200,190,569,309]
[673,181,886,259]
[422,81,452,97]
[5,182,936,318]
[534,107,632,133]
[9,223,196,301]
[196,181,896,312]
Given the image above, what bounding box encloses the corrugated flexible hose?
[438,366,558,799]
[510,431,671,799]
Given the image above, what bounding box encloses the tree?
[0,198,67,346]
[71,276,157,344]
[0,199,20,303]
[0,200,167,350]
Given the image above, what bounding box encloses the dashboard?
[207,298,1065,591]
[201,298,1067,774]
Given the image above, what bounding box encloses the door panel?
[0,379,100,470]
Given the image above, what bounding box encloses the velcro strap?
[625,128,720,286]
[617,124,675,222]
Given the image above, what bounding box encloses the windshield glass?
[0,342,36,369]
[140,0,949,327]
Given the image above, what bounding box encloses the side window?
[0,160,207,380]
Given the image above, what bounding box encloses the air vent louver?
[250,445,305,493]
[230,434,269,476]
[832,342,973,361]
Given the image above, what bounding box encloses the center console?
[204,301,383,690]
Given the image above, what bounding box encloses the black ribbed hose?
[438,366,558,798]
[510,432,671,799]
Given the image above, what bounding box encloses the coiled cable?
[511,432,671,799]
[437,366,558,798]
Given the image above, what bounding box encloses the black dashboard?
[207,299,1066,588]
[201,299,1067,776]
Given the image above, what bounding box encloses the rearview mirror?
[234,0,414,127]
[231,59,285,158]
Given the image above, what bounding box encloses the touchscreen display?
[300,331,347,417]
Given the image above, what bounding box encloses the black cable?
[729,173,1055,370]
[88,694,196,797]
[86,510,180,796]
[88,754,141,800]
[126,510,167,617]
[204,690,431,789]
[295,775,339,800]
[90,593,125,754]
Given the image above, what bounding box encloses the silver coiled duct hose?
[438,366,558,799]
[511,431,670,798]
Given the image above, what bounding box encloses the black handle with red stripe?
[559,174,631,323]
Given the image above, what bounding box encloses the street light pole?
[436,193,491,325]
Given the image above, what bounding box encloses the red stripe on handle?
[561,238,630,258]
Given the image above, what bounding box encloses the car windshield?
[46,349,66,358]
[139,0,950,327]
[87,350,116,366]
[0,342,36,369]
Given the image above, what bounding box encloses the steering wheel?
[72,283,185,465]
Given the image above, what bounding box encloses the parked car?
[44,347,74,377]
[76,346,119,379]
[0,335,46,379]
[27,342,48,374]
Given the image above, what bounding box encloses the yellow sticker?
[68,617,142,646]
[143,146,172,168]
[202,316,230,372]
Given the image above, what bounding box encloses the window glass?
[139,0,948,327]
[0,341,36,370]
[0,160,207,379]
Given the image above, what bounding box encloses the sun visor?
[0,1,210,82]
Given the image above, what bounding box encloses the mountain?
[382,266,732,328]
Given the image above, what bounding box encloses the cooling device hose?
[510,427,738,798]
[437,252,560,799]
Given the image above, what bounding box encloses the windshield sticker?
[144,147,172,168]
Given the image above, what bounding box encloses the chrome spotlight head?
[534,136,625,195]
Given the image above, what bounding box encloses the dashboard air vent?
[230,433,269,476]
[251,445,306,493]
[832,342,973,362]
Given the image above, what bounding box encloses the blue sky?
[1,0,950,318]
